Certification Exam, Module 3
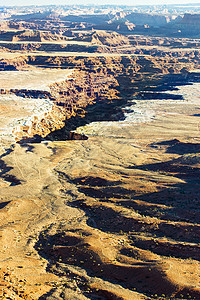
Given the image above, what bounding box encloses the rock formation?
[0,49,199,142]
[0,11,200,298]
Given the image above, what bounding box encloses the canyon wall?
[1,53,200,142]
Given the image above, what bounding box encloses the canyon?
[0,5,200,300]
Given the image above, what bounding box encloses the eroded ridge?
[0,11,200,299]
[37,135,200,300]
[1,52,200,143]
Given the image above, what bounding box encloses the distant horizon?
[2,1,200,8]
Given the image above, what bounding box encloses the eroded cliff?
[1,52,199,142]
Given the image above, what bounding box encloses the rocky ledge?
[0,52,200,143]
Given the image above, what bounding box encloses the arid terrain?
[0,5,200,300]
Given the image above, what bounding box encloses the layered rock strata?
[1,53,200,142]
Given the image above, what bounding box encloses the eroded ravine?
[41,114,200,299]
[1,90,200,299]
[0,53,200,299]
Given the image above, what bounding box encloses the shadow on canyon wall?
[45,71,200,141]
